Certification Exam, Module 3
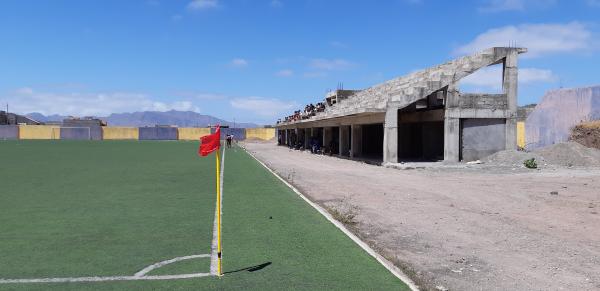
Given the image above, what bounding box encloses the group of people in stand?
[276,102,327,124]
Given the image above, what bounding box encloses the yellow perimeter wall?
[517,122,525,148]
[18,125,60,139]
[245,128,276,140]
[177,128,211,140]
[102,127,139,140]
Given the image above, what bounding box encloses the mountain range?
[26,110,260,128]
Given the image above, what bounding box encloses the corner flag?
[198,125,223,276]
[199,126,221,156]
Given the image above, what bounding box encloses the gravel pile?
[533,141,600,167]
[483,150,545,168]
[483,142,600,168]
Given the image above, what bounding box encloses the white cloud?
[454,22,593,58]
[187,0,218,10]
[276,69,294,77]
[309,58,354,70]
[230,97,297,117]
[461,66,557,90]
[0,87,200,116]
[229,58,248,67]
[478,0,556,12]
[270,0,283,7]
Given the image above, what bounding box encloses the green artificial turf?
[0,140,408,290]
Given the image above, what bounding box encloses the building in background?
[276,47,526,163]
[0,111,41,125]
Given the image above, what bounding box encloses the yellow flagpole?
[215,147,222,276]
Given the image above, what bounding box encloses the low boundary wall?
[245,128,275,140]
[139,127,178,140]
[177,128,211,140]
[18,125,60,140]
[0,125,19,140]
[102,127,139,140]
[1,126,275,142]
[60,127,104,140]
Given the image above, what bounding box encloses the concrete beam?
[445,108,511,119]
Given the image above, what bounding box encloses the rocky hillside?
[525,86,600,148]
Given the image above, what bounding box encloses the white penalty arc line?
[210,146,226,275]
[241,145,420,291]
[134,254,211,277]
[0,254,212,284]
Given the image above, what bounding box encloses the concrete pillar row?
[383,107,399,164]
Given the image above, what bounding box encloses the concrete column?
[351,124,362,158]
[383,107,399,164]
[294,128,299,147]
[503,51,518,150]
[339,126,350,157]
[444,117,460,162]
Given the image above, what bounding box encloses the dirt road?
[242,142,600,291]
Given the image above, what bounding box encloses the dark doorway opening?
[329,126,340,155]
[361,123,383,159]
[398,121,444,161]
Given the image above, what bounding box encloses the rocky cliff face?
[526,86,600,148]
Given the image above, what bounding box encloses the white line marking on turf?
[0,273,212,284]
[0,254,212,284]
[241,145,421,291]
[135,254,211,277]
[210,147,226,275]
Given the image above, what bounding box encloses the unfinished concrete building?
[276,47,527,164]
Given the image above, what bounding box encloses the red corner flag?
[199,126,221,156]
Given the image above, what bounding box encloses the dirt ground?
[242,142,600,291]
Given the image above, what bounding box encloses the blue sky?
[0,0,599,124]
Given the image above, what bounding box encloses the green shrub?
[524,158,537,169]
